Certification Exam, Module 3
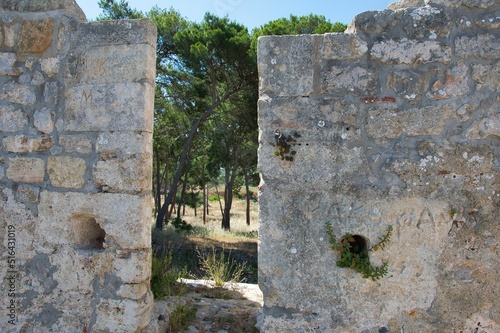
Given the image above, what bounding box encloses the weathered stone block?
[3,134,53,153]
[472,61,500,92]
[6,157,45,183]
[40,57,61,77]
[455,34,500,59]
[34,107,55,133]
[319,34,368,60]
[59,134,92,154]
[0,105,28,131]
[73,19,157,50]
[16,184,40,203]
[94,155,152,194]
[401,6,451,39]
[0,52,19,75]
[114,250,151,283]
[371,39,452,64]
[37,191,151,250]
[3,0,87,20]
[47,156,86,188]
[0,82,36,105]
[475,10,500,30]
[43,81,60,106]
[386,69,426,101]
[19,18,55,54]
[96,131,153,156]
[258,192,450,330]
[427,61,470,100]
[321,65,378,95]
[367,105,455,138]
[68,44,156,85]
[64,83,154,132]
[1,19,17,49]
[347,10,400,35]
[258,35,316,97]
[466,115,500,140]
[117,282,150,300]
[31,71,45,86]
[91,293,153,333]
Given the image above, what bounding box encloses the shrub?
[150,250,187,299]
[208,194,220,202]
[170,217,193,233]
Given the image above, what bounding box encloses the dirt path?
[151,280,263,333]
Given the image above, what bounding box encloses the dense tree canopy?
[98,0,346,230]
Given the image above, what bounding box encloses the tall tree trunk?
[206,183,209,216]
[214,183,224,218]
[243,165,251,226]
[202,180,206,224]
[193,190,197,217]
[221,165,238,230]
[177,172,189,220]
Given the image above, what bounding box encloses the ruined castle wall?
[0,1,157,331]
[257,1,499,331]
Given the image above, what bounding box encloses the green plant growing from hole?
[326,222,392,281]
[274,129,300,161]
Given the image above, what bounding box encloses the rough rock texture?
[257,1,499,332]
[0,1,157,332]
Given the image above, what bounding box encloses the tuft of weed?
[168,301,197,332]
[196,246,247,287]
[150,249,188,299]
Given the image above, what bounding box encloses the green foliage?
[370,225,393,252]
[253,14,347,36]
[97,0,143,20]
[170,217,193,233]
[208,193,220,202]
[185,191,202,209]
[168,302,197,332]
[150,250,188,299]
[326,222,392,281]
[251,14,348,52]
[196,246,247,287]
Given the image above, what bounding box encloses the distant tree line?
[97,0,347,230]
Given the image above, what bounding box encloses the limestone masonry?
[0,0,157,332]
[258,0,499,332]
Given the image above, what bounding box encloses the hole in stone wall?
[341,234,368,255]
[70,214,106,250]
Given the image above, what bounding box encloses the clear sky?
[75,0,394,30]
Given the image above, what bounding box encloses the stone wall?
[257,0,499,332]
[0,1,157,332]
